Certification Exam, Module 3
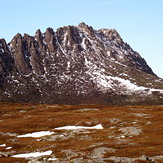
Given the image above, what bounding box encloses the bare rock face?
[10,33,32,75]
[0,23,163,105]
[0,39,14,86]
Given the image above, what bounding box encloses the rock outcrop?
[0,23,163,105]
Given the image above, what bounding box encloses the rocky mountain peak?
[0,39,14,82]
[78,22,95,38]
[10,33,22,47]
[0,23,162,105]
[98,28,123,44]
[35,29,42,36]
[0,39,9,53]
[45,27,54,43]
[78,22,93,30]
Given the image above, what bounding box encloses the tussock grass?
[0,103,163,162]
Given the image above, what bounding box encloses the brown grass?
[0,103,163,162]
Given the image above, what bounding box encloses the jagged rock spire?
[0,23,162,105]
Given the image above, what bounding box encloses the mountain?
[0,22,163,105]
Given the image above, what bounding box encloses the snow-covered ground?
[48,157,58,161]
[12,150,52,158]
[54,124,103,130]
[17,131,54,138]
[85,61,163,95]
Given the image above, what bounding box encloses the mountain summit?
[0,23,163,104]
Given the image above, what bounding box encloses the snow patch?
[17,131,54,138]
[0,48,4,53]
[6,147,12,150]
[0,144,6,147]
[85,63,163,95]
[12,150,52,158]
[107,51,111,56]
[81,38,87,50]
[48,158,58,161]
[54,124,103,130]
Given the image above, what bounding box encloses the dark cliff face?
[0,22,163,105]
[0,39,14,86]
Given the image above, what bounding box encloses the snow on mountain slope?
[0,22,163,105]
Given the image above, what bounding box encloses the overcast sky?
[0,0,163,77]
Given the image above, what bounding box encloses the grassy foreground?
[0,103,163,162]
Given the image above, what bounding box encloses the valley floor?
[0,103,163,162]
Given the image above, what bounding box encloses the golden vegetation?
[0,103,163,162]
